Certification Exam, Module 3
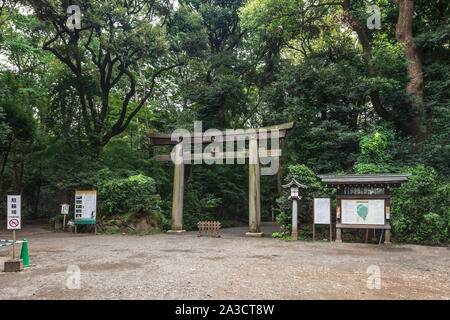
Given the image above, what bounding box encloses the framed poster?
[341,199,385,225]
[74,191,97,225]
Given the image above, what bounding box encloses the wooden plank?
[336,224,391,230]
[155,149,282,162]
[156,154,172,162]
[148,130,287,145]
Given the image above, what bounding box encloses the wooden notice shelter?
[319,174,410,244]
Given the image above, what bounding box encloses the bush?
[391,165,449,244]
[96,169,162,219]
[182,182,222,230]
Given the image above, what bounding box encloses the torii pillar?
[167,143,186,234]
[246,137,263,237]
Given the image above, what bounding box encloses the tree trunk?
[342,0,427,147]
[33,165,42,217]
[0,139,12,197]
[395,0,427,146]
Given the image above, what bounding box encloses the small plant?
[272,231,290,239]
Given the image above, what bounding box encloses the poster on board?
[341,199,385,225]
[74,191,97,225]
[314,198,331,225]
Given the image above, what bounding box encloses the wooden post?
[246,137,263,237]
[313,199,315,241]
[12,230,16,259]
[63,214,66,231]
[336,202,342,243]
[329,220,332,242]
[365,228,369,243]
[291,199,298,240]
[168,143,186,234]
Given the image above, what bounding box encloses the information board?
[74,191,97,225]
[314,198,331,225]
[7,195,21,230]
[341,199,385,225]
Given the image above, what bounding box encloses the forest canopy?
[0,0,448,243]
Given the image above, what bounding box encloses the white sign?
[74,191,97,224]
[314,198,331,225]
[7,195,21,230]
[341,199,385,225]
[61,204,70,215]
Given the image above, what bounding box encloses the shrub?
[182,182,222,230]
[391,165,449,244]
[96,169,162,219]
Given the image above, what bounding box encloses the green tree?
[25,0,185,151]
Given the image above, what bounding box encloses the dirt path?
[0,223,448,300]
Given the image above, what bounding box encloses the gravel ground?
[0,222,449,300]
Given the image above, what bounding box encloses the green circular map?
[357,204,369,220]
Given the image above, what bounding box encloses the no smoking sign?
[8,218,20,229]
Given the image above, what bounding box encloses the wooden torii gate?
[147,122,293,237]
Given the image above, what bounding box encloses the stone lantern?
[282,179,308,240]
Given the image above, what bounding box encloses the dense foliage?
[0,0,448,243]
[391,166,449,244]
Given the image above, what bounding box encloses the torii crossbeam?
[147,122,294,236]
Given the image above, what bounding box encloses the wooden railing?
[197,221,221,238]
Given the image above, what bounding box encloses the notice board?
[74,191,97,225]
[341,199,385,225]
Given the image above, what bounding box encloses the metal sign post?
[61,204,70,231]
[8,195,21,259]
[12,230,16,259]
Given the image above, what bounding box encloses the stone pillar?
[291,199,298,240]
[168,143,186,234]
[385,229,391,244]
[336,228,342,243]
[246,138,263,237]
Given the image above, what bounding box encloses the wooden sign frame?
[338,196,388,227]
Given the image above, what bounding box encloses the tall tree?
[26,0,184,151]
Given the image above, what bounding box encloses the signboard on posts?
[74,191,97,225]
[314,198,331,225]
[313,198,332,241]
[7,195,21,230]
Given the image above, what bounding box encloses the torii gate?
[147,122,293,237]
